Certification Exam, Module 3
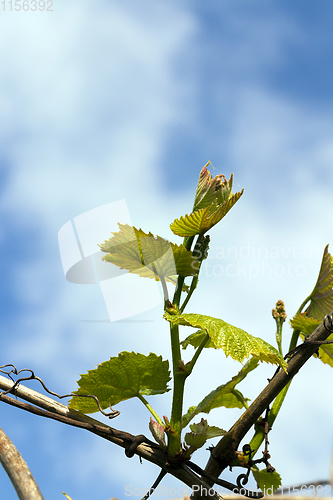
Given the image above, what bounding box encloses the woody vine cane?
[1,163,333,500]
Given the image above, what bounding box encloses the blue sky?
[1,1,333,499]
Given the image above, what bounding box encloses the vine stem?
[179,275,198,314]
[289,293,312,350]
[168,234,207,455]
[185,333,210,376]
[0,426,44,500]
[168,323,186,455]
[136,394,164,426]
[248,382,291,456]
[167,236,196,454]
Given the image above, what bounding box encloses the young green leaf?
[289,246,333,367]
[290,313,320,337]
[182,358,259,428]
[99,223,197,281]
[193,162,234,212]
[183,418,226,457]
[170,191,243,237]
[252,468,282,494]
[69,352,171,414]
[184,428,207,451]
[304,245,333,320]
[165,312,287,371]
[290,313,333,367]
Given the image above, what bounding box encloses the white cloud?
[0,0,197,226]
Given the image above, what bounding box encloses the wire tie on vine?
[0,364,120,419]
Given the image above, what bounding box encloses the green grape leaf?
[304,245,333,321]
[170,191,244,237]
[164,312,287,371]
[182,358,259,428]
[202,424,227,440]
[291,246,333,368]
[290,313,333,368]
[290,313,321,337]
[188,419,226,439]
[99,224,197,281]
[69,352,171,414]
[184,430,207,451]
[315,339,333,367]
[252,468,282,494]
[193,162,234,212]
[184,418,226,456]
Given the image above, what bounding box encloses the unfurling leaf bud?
[193,162,234,213]
[165,301,179,316]
[149,418,167,452]
[177,359,186,372]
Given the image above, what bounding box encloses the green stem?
[169,371,187,452]
[297,295,311,316]
[170,323,181,376]
[168,331,210,455]
[173,276,185,308]
[248,382,291,456]
[179,233,207,314]
[167,234,203,456]
[275,322,283,357]
[150,263,169,308]
[159,273,169,307]
[172,238,195,307]
[267,382,290,428]
[288,294,311,351]
[179,275,198,314]
[137,394,164,426]
[185,333,210,377]
[289,329,301,351]
[184,235,195,252]
[168,322,186,455]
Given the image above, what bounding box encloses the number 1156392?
[1,0,53,11]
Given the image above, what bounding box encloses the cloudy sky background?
[1,1,333,499]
